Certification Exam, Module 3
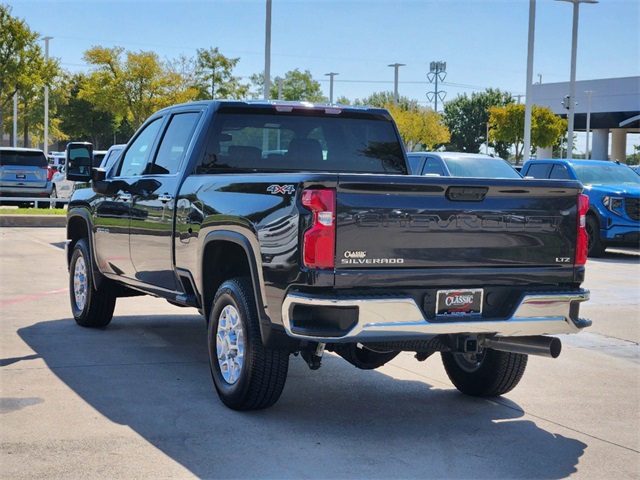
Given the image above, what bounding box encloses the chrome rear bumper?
[281,290,590,342]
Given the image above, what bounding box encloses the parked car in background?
[521,159,640,256]
[99,144,126,169]
[93,150,108,168]
[407,152,522,179]
[50,147,120,207]
[47,152,66,172]
[0,147,53,207]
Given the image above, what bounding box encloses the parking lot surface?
[1,227,638,479]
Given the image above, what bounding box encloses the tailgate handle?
[446,186,488,202]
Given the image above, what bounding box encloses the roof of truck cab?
[153,99,391,116]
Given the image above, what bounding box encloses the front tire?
[441,348,528,397]
[208,277,289,410]
[69,238,116,327]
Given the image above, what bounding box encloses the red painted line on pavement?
[0,288,69,307]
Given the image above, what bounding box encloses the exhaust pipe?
[480,335,562,358]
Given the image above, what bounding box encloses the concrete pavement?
[1,227,638,479]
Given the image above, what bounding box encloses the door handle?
[158,194,173,204]
[118,192,132,201]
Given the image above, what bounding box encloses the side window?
[422,157,445,176]
[549,164,572,180]
[524,163,551,179]
[151,112,201,175]
[407,155,424,175]
[117,118,162,177]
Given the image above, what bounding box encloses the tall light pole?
[387,63,405,105]
[325,72,339,103]
[263,0,272,100]
[523,0,536,164]
[13,92,18,147]
[42,36,53,155]
[556,0,598,159]
[585,90,594,159]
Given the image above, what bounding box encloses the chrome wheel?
[216,305,245,385]
[73,255,87,311]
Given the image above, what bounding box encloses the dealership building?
[532,76,640,161]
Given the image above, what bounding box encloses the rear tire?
[441,348,528,397]
[586,214,606,257]
[208,277,289,410]
[69,238,116,327]
[50,186,59,209]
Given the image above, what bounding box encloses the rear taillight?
[575,194,589,266]
[40,165,54,181]
[301,189,335,269]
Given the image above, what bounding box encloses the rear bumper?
[281,289,591,342]
[0,185,52,197]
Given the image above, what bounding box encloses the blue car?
[407,152,522,178]
[521,159,640,256]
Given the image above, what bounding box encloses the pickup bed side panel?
[174,173,338,328]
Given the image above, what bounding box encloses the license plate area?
[16,174,26,179]
[436,288,483,315]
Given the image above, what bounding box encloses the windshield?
[202,111,407,174]
[443,156,521,179]
[0,150,47,167]
[573,163,640,186]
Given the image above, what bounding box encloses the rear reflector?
[575,194,589,266]
[302,189,335,269]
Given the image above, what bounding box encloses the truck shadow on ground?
[16,315,586,479]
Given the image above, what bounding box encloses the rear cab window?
[0,150,48,167]
[199,106,407,174]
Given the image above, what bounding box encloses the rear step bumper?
[281,289,591,342]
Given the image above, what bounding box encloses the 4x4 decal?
[267,184,295,195]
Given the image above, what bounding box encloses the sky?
[7,0,640,153]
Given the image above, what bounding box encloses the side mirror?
[66,142,93,181]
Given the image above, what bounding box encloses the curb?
[0,215,66,227]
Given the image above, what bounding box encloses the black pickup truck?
[65,100,591,410]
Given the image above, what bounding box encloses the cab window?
[151,112,201,175]
[422,157,445,176]
[117,118,162,177]
[524,163,551,179]
[549,164,572,180]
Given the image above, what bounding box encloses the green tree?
[57,73,120,148]
[443,88,514,158]
[354,91,417,110]
[193,47,249,100]
[0,4,58,145]
[627,145,640,166]
[79,46,198,129]
[489,104,567,162]
[251,69,327,102]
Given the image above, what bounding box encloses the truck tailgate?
[335,175,583,270]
